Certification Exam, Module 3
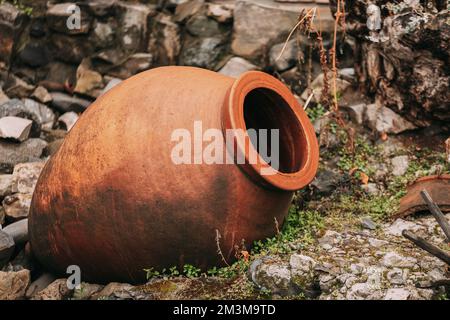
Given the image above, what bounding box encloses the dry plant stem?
[420,190,450,243]
[313,7,330,107]
[274,217,280,235]
[330,0,343,113]
[275,8,316,61]
[215,229,230,267]
[331,0,354,153]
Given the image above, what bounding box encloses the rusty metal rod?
[420,190,450,243]
[402,230,450,266]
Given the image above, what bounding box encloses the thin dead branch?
[215,229,230,267]
[274,217,280,235]
[420,190,450,243]
[275,8,317,62]
[402,230,450,266]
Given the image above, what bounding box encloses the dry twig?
[215,229,230,267]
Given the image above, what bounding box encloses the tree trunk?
[331,0,449,130]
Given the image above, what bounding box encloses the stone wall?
[0,0,340,101]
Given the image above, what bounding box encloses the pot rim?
[222,71,319,191]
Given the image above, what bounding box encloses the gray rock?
[391,155,409,176]
[364,103,378,130]
[58,112,79,131]
[0,116,32,142]
[7,246,33,272]
[22,99,55,131]
[90,282,135,300]
[339,68,356,82]
[0,139,47,172]
[46,2,92,34]
[383,288,411,300]
[31,86,52,104]
[0,269,30,300]
[18,42,49,68]
[381,252,417,268]
[1,98,55,131]
[350,263,366,275]
[174,0,204,23]
[231,0,331,60]
[0,88,9,105]
[31,278,73,300]
[87,0,117,17]
[289,254,316,276]
[25,273,57,299]
[313,115,331,135]
[345,103,366,125]
[50,33,93,64]
[117,2,152,53]
[168,0,189,6]
[29,19,46,38]
[289,254,318,295]
[11,162,45,194]
[47,3,92,34]
[74,59,104,98]
[186,15,222,37]
[374,163,389,180]
[108,53,153,79]
[0,3,27,67]
[101,78,122,95]
[368,237,389,248]
[2,218,28,246]
[218,57,258,78]
[318,274,337,293]
[45,61,77,86]
[302,73,351,104]
[311,169,340,196]
[361,183,380,195]
[0,230,15,268]
[366,104,416,134]
[147,13,181,66]
[377,137,406,158]
[252,262,297,296]
[73,282,104,300]
[92,21,116,49]
[426,268,446,282]
[269,40,299,72]
[50,93,91,113]
[2,193,32,220]
[387,268,406,285]
[376,107,417,134]
[318,230,343,247]
[346,282,371,300]
[384,218,423,237]
[0,174,13,198]
[2,75,35,99]
[360,217,377,230]
[44,139,64,157]
[207,3,234,23]
[180,37,226,70]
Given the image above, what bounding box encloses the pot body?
[29,67,318,283]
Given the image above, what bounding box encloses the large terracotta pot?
[29,66,319,283]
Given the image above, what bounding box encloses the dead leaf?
[360,172,369,185]
[241,250,250,262]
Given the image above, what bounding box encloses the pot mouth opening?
[243,88,306,174]
[223,71,319,191]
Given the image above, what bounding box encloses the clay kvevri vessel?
[29,67,319,283]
